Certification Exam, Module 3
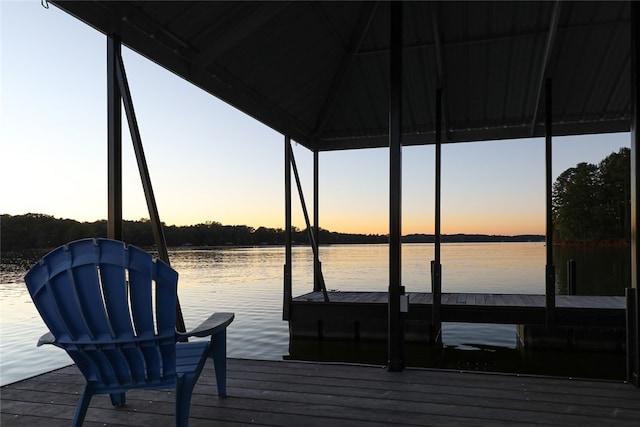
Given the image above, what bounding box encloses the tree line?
[0,214,389,251]
[1,214,547,252]
[552,147,630,244]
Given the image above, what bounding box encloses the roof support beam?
[544,78,556,328]
[312,1,379,144]
[313,151,322,293]
[431,88,443,345]
[530,0,562,137]
[628,0,640,387]
[429,2,450,141]
[388,0,404,373]
[107,35,123,241]
[283,136,292,321]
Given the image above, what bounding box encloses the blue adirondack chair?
[24,238,234,426]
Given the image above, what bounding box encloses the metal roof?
[50,1,631,151]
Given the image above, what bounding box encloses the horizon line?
[2,212,545,238]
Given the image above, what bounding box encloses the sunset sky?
[1,1,631,236]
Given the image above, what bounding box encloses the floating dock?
[290,291,626,350]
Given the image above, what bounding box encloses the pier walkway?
[2,358,640,426]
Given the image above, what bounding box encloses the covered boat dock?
[43,0,640,382]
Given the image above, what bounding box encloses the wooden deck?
[2,358,640,426]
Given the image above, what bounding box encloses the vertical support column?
[107,35,122,240]
[545,77,556,328]
[627,288,638,384]
[388,0,404,372]
[567,260,577,296]
[283,136,293,321]
[313,150,321,293]
[629,0,640,386]
[431,88,443,344]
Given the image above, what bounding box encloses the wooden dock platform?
[2,358,640,426]
[289,292,627,347]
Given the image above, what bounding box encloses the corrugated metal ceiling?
[50,1,630,151]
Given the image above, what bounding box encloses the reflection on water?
[1,250,74,386]
[0,242,629,386]
[289,322,625,380]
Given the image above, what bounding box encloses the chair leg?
[109,392,126,407]
[72,386,93,427]
[210,330,227,397]
[175,374,193,427]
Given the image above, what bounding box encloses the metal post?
[388,0,404,372]
[314,150,321,293]
[283,136,293,321]
[567,260,577,295]
[114,52,185,333]
[630,0,640,386]
[627,288,638,384]
[107,35,122,241]
[545,77,556,328]
[431,88,442,344]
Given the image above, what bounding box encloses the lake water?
[0,242,629,386]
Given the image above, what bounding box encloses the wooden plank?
[485,294,496,305]
[341,292,363,303]
[529,295,546,307]
[502,294,517,306]
[512,294,526,306]
[417,293,431,304]
[526,295,537,307]
[441,293,454,304]
[492,294,508,306]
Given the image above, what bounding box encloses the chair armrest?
[37,332,56,347]
[177,312,234,340]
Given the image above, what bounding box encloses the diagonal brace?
[287,142,329,303]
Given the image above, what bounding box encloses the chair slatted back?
[25,239,178,389]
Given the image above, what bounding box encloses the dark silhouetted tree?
[552,148,630,242]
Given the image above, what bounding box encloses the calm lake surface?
[0,242,629,386]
